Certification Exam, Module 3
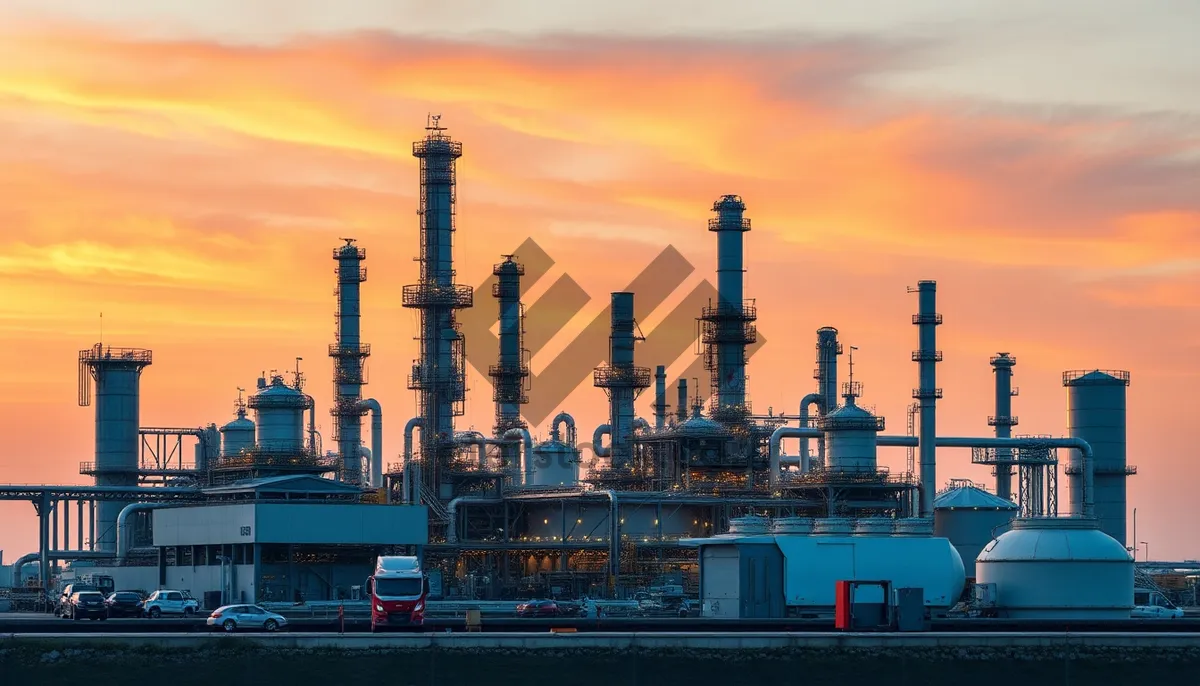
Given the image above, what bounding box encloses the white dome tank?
[853,518,894,536]
[812,517,853,535]
[530,439,581,487]
[975,517,1133,619]
[819,395,884,473]
[219,407,256,457]
[893,518,934,537]
[727,516,771,535]
[247,375,309,453]
[772,517,815,535]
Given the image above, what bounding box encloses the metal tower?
[989,353,1019,501]
[489,255,529,470]
[330,238,370,485]
[698,195,757,419]
[652,365,668,431]
[403,115,473,500]
[1063,369,1134,546]
[78,344,153,552]
[815,327,842,415]
[594,292,651,469]
[909,280,942,517]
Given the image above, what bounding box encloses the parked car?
[104,591,145,618]
[55,583,98,617]
[515,600,559,617]
[66,591,108,620]
[207,604,289,633]
[143,590,200,618]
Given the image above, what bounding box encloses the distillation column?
[989,353,1018,501]
[403,116,474,500]
[698,195,757,418]
[815,327,842,416]
[1063,369,1132,546]
[653,365,668,431]
[490,255,529,471]
[78,345,153,552]
[910,281,942,517]
[594,292,651,469]
[676,379,688,423]
[330,239,370,485]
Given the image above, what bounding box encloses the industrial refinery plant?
[2,116,1175,623]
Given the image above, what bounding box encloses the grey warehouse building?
[81,476,428,604]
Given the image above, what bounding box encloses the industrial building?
[2,115,1163,619]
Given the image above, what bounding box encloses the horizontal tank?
[529,439,580,487]
[976,517,1133,620]
[774,534,965,609]
[934,483,1018,578]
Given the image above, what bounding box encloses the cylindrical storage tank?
[1063,369,1131,548]
[893,518,934,537]
[819,397,882,473]
[812,517,853,536]
[853,518,894,536]
[219,411,255,457]
[728,516,771,535]
[247,375,308,453]
[976,517,1133,619]
[934,483,1018,578]
[529,440,580,487]
[772,517,815,535]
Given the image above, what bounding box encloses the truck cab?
[1132,589,1185,619]
[366,556,428,632]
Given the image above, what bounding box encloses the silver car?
[206,604,289,632]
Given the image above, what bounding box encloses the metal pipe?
[501,427,534,485]
[116,502,174,559]
[551,412,576,442]
[11,552,38,587]
[798,392,823,468]
[910,280,942,517]
[990,354,1017,500]
[592,424,611,458]
[456,430,488,468]
[592,489,621,580]
[934,436,1094,516]
[653,365,667,431]
[403,416,424,505]
[359,398,383,489]
[781,434,919,466]
[768,426,822,491]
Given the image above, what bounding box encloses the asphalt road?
[4,613,1200,634]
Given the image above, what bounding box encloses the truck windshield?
[375,578,423,597]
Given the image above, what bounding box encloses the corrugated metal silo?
[933,482,1018,578]
[1063,369,1132,547]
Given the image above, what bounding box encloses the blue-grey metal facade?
[1064,369,1133,547]
[989,354,1019,501]
[490,255,528,469]
[78,345,153,552]
[404,117,473,500]
[594,292,650,469]
[910,281,942,517]
[698,195,757,415]
[329,238,370,485]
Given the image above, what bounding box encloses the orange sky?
[1,19,1198,562]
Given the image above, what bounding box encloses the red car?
[515,600,559,617]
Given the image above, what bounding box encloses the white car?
[143,590,200,618]
[207,604,289,632]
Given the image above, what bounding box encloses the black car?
[104,591,144,618]
[67,591,108,620]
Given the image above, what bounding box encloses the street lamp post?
[1139,541,1149,562]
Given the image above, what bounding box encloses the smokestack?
[330,238,369,485]
[594,292,650,469]
[989,353,1018,501]
[700,195,757,416]
[910,280,942,517]
[491,255,529,469]
[653,365,668,431]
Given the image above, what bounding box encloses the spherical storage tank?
[246,375,308,453]
[934,483,1018,578]
[818,395,883,473]
[976,517,1133,619]
[529,438,580,487]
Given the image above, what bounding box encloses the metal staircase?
[420,483,450,521]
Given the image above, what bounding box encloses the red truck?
[366,555,428,632]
